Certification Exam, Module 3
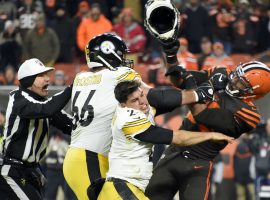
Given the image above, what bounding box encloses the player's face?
[226,67,253,97]
[227,76,247,91]
[124,88,150,114]
[30,72,51,97]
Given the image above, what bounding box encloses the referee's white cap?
[18,58,54,80]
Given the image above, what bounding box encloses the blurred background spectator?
[113,8,146,65]
[76,3,112,54]
[0,20,22,72]
[44,128,74,200]
[234,134,255,200]
[203,41,234,70]
[0,66,18,85]
[177,37,198,70]
[0,0,17,32]
[17,0,42,42]
[181,0,211,53]
[197,36,213,70]
[249,119,270,200]
[209,2,235,55]
[52,70,66,86]
[24,14,60,66]
[73,1,90,59]
[50,3,74,63]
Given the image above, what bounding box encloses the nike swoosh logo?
[194,165,205,169]
[218,75,223,82]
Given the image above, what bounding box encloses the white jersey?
[70,67,141,156]
[107,105,156,191]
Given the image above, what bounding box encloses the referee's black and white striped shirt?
[2,86,72,164]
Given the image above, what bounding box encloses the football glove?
[209,68,228,91]
[194,82,214,102]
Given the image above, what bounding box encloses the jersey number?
[72,90,96,130]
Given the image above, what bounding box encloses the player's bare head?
[115,80,141,103]
[115,80,149,113]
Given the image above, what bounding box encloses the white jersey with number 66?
[70,67,141,156]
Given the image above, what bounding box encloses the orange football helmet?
[225,61,270,99]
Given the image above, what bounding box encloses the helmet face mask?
[226,66,253,97]
[85,33,134,70]
[225,61,270,100]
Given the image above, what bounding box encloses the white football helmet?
[144,0,180,43]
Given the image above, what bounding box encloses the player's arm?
[50,110,73,135]
[14,85,72,118]
[193,105,261,137]
[134,125,234,146]
[165,65,229,91]
[121,109,233,145]
[147,84,214,116]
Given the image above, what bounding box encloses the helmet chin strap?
[96,55,114,70]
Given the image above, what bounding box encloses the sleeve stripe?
[237,111,260,124]
[241,108,260,118]
[117,72,141,82]
[123,118,149,127]
[122,121,151,135]
[235,113,257,128]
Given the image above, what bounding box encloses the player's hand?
[165,65,186,78]
[210,132,234,143]
[194,82,214,102]
[210,72,228,91]
[165,65,197,89]
[209,67,229,91]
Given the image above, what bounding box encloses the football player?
[144,2,270,198]
[62,33,141,200]
[98,80,234,200]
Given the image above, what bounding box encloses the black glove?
[210,72,228,91]
[194,82,214,102]
[165,65,197,89]
[210,68,228,91]
[165,65,186,78]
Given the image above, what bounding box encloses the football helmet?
[85,33,133,70]
[225,61,270,99]
[144,0,180,44]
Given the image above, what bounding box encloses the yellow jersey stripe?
[124,118,148,126]
[117,72,141,82]
[122,121,151,135]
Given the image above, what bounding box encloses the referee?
[0,58,73,199]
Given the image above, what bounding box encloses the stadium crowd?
[0,0,270,200]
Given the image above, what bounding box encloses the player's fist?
[194,82,214,102]
[210,72,228,91]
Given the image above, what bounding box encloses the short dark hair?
[114,80,141,103]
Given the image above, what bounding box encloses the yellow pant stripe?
[63,148,108,200]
